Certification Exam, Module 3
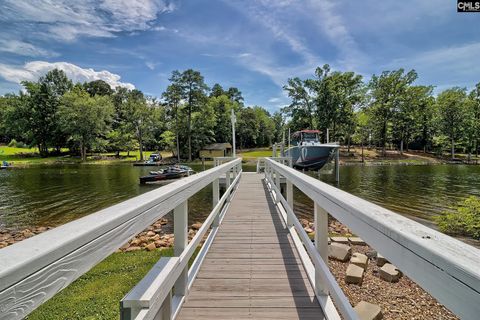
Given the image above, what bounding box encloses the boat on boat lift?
[285,130,339,171]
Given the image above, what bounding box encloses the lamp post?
[231,109,236,157]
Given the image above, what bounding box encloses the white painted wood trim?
[266,159,480,320]
[174,201,188,297]
[315,202,329,296]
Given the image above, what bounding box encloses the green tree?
[210,83,226,98]
[226,87,244,104]
[436,88,468,159]
[237,107,259,148]
[0,94,31,144]
[163,82,183,161]
[190,102,216,155]
[367,69,417,156]
[22,69,73,156]
[412,87,437,153]
[169,70,209,161]
[254,106,275,147]
[84,80,113,97]
[283,77,314,130]
[392,85,433,154]
[468,83,480,157]
[272,112,285,144]
[352,110,374,162]
[209,95,239,144]
[59,89,113,161]
[160,130,176,155]
[124,90,152,161]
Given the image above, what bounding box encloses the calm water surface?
[1,163,480,230]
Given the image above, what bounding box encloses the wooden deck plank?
[177,308,324,320]
[177,173,324,320]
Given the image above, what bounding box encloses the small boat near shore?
[133,153,163,166]
[139,165,194,184]
[1,161,12,170]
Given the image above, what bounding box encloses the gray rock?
[366,250,377,260]
[345,263,364,285]
[354,301,383,320]
[350,252,369,270]
[379,263,401,282]
[328,242,351,262]
[330,236,349,244]
[349,237,366,245]
[376,253,388,267]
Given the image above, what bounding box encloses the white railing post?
[286,180,294,227]
[174,201,188,297]
[226,169,231,189]
[314,202,329,296]
[212,178,220,227]
[159,291,172,320]
[275,170,281,203]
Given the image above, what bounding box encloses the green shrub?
[7,139,17,147]
[16,141,26,148]
[435,196,480,239]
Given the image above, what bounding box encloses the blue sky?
[0,0,479,112]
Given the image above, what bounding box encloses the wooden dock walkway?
[177,173,325,320]
[5,158,478,320]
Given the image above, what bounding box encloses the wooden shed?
[199,143,232,159]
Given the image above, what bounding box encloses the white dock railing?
[213,156,237,167]
[264,158,480,320]
[120,159,242,320]
[0,158,242,320]
[256,156,292,173]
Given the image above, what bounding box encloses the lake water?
[1,163,480,231]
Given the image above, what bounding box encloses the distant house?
[199,143,232,159]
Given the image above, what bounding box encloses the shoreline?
[3,218,459,320]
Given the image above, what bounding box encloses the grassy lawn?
[0,146,174,166]
[238,148,273,159]
[27,248,175,320]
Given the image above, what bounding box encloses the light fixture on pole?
[231,109,236,157]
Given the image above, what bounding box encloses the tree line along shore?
[1,65,480,164]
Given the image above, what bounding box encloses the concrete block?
[349,237,366,245]
[330,236,349,244]
[345,263,364,285]
[376,253,388,267]
[379,263,401,282]
[354,301,383,320]
[328,242,351,262]
[350,252,369,270]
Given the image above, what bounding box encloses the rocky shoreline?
[0,218,459,319]
[0,218,201,251]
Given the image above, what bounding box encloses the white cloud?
[0,39,58,58]
[305,0,366,69]
[268,97,280,103]
[145,62,158,70]
[386,42,480,91]
[0,61,135,90]
[0,0,175,42]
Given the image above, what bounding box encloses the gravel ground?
[327,241,458,319]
